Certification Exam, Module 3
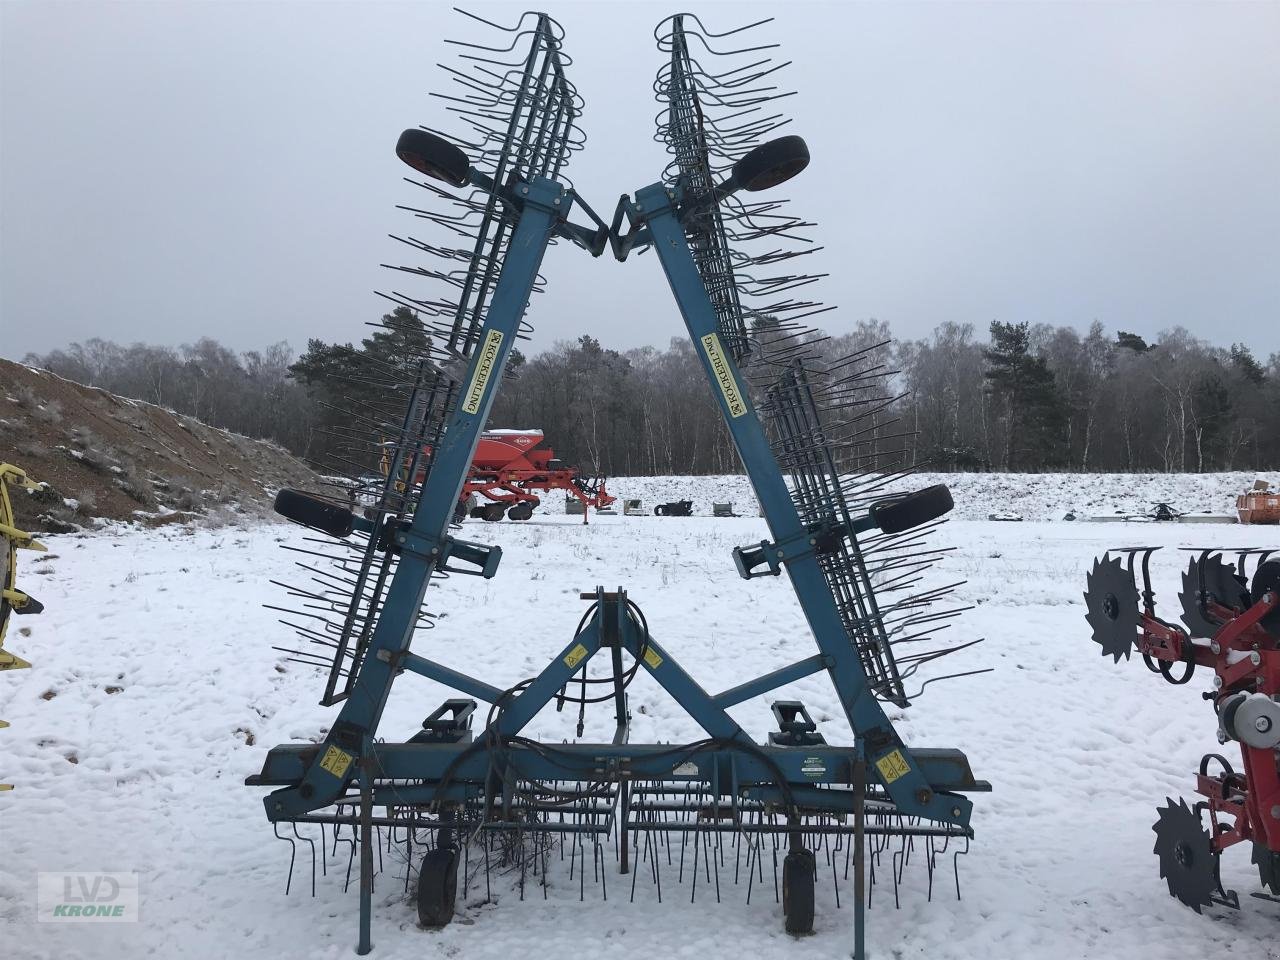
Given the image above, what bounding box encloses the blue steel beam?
[250,741,986,798]
[711,654,828,709]
[265,177,572,822]
[632,181,971,830]
[400,653,505,705]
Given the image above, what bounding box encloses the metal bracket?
[768,701,826,747]
[733,516,874,580]
[412,699,476,745]
[391,524,502,579]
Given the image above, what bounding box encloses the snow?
[3,473,1279,959]
[605,471,1274,521]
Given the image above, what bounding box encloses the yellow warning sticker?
[319,745,354,779]
[700,333,747,418]
[643,647,663,670]
[563,642,589,669]
[462,330,504,415]
[875,749,910,785]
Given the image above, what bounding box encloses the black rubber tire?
[416,847,459,928]
[782,849,815,934]
[481,503,506,522]
[653,506,665,517]
[273,489,354,538]
[396,129,469,187]
[1251,560,1280,635]
[733,135,810,193]
[870,484,954,535]
[469,506,487,520]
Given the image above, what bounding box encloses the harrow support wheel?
[481,503,506,522]
[417,847,459,928]
[782,849,816,935]
[274,489,354,538]
[396,129,470,187]
[870,484,953,535]
[733,135,810,193]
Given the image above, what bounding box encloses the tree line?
[21,311,1280,476]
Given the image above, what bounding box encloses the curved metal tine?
[655,14,779,55]
[953,835,969,900]
[274,822,298,895]
[447,25,555,58]
[291,822,318,897]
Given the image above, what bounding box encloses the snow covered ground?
[3,473,1279,959]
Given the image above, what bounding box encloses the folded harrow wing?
[252,11,987,956]
[1084,547,1280,910]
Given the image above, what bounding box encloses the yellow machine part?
[2,464,45,788]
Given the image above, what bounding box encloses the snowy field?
[3,472,1279,960]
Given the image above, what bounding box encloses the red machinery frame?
[1113,548,1280,896]
[387,430,614,523]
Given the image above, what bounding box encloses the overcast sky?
[2,0,1278,364]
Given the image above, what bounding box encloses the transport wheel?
[396,129,470,187]
[782,849,815,934]
[507,504,533,521]
[482,503,506,522]
[733,135,810,192]
[416,847,459,928]
[653,506,665,517]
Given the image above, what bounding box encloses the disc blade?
[1152,797,1215,912]
[1084,555,1140,662]
[1178,555,1249,638]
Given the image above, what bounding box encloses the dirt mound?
[0,358,317,532]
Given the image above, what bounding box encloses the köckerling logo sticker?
[699,333,747,418]
[462,330,504,415]
[38,872,140,922]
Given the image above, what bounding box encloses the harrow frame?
[254,10,986,956]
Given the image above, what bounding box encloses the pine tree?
[982,321,1067,469]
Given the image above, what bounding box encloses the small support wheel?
[733,135,811,192]
[482,503,506,522]
[417,847,459,928]
[782,849,816,934]
[869,484,954,534]
[396,129,470,187]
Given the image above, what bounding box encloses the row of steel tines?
[270,785,969,907]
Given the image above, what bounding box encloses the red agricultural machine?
[1085,547,1280,911]
[385,430,613,523]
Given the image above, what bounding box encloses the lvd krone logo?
[39,872,139,921]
